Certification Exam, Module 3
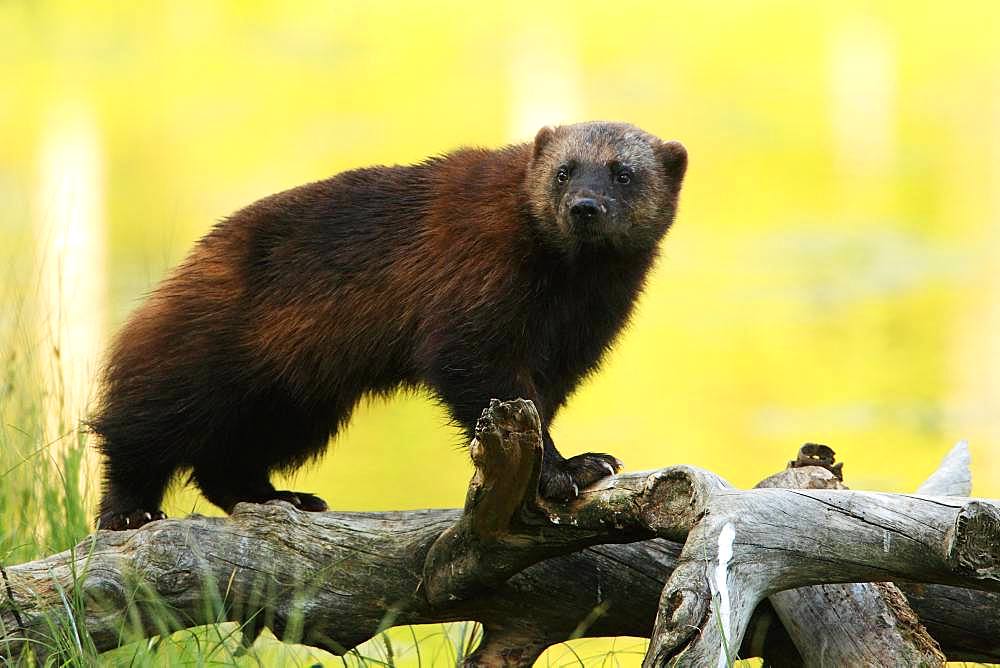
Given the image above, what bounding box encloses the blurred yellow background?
[2,0,999,662]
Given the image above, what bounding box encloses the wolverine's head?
[526,121,687,253]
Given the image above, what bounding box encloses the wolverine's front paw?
[270,490,329,512]
[97,509,167,531]
[540,453,623,501]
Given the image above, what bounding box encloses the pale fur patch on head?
[525,121,674,248]
[554,121,659,172]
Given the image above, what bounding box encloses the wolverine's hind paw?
[269,490,329,512]
[539,453,623,501]
[97,509,167,531]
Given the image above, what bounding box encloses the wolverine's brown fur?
[90,121,687,530]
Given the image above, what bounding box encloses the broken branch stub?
[786,442,842,481]
[422,398,548,605]
[422,398,717,606]
[917,440,972,497]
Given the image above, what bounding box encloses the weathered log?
[758,444,953,667]
[902,582,1000,663]
[895,440,1000,664]
[0,398,708,661]
[2,399,999,666]
[758,441,998,665]
[466,441,995,667]
[421,399,701,606]
[643,451,1000,666]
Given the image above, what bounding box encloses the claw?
[98,508,167,531]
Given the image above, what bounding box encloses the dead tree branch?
[644,443,1000,667]
[1,400,998,666]
[757,444,957,667]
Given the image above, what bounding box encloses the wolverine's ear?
[656,140,688,184]
[533,126,555,160]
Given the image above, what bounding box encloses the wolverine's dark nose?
[569,198,604,224]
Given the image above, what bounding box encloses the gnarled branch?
[1,399,998,667]
[644,444,1000,667]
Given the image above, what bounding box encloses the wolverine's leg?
[192,462,328,515]
[189,399,335,514]
[429,360,620,501]
[539,427,622,500]
[97,458,173,530]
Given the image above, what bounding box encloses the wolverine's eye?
[556,166,569,184]
[616,171,632,185]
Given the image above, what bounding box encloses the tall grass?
[0,298,91,567]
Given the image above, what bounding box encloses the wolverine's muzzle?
[569,196,606,225]
[564,189,617,241]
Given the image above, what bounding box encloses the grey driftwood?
[753,445,946,667]
[1,399,998,666]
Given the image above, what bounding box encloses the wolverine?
[90,121,688,530]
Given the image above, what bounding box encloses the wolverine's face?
[526,122,687,253]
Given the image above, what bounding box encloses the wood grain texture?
[2,402,999,666]
[757,444,955,667]
[644,449,1000,667]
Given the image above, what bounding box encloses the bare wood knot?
[948,501,1000,581]
[788,442,843,481]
